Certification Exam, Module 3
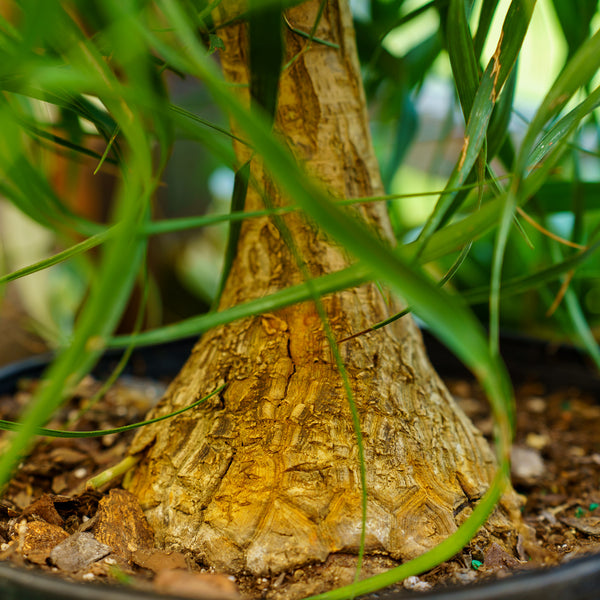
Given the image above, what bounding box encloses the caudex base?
[124,0,525,592]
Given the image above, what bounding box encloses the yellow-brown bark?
[125,0,521,588]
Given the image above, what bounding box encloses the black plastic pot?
[0,333,599,600]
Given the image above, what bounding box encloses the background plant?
[0,0,599,597]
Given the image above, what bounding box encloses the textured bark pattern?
[126,0,518,577]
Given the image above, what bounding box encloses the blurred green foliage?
[1,0,599,352]
[356,0,600,350]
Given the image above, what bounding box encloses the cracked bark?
[125,0,522,586]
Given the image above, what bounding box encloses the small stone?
[511,446,545,481]
[525,397,547,413]
[49,531,111,572]
[0,540,16,561]
[402,575,432,591]
[454,569,477,584]
[525,432,549,450]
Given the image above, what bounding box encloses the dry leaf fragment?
[559,516,600,536]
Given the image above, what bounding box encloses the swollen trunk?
[126,0,520,585]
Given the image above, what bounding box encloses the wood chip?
[483,542,524,570]
[154,570,240,600]
[21,494,64,527]
[93,488,154,560]
[132,547,188,572]
[20,521,69,564]
[48,446,89,467]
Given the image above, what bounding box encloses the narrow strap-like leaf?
[416,0,536,255]
[0,385,226,439]
[248,0,283,120]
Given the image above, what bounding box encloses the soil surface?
[0,365,599,599]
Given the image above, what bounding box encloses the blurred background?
[1,0,599,366]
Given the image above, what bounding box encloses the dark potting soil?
[0,363,599,599]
